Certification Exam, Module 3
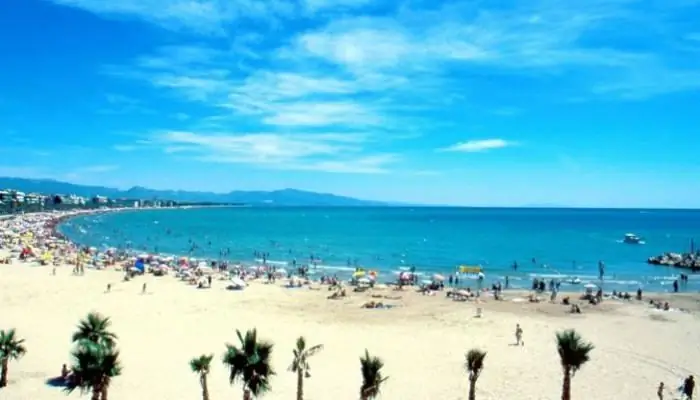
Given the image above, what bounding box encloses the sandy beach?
[1,212,699,400]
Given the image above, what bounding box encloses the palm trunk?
[468,377,477,400]
[243,387,251,400]
[91,384,101,400]
[102,377,111,400]
[296,369,304,400]
[0,357,8,387]
[561,368,571,400]
[200,374,210,400]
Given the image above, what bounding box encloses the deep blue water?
[58,207,700,292]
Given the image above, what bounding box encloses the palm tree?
[65,341,122,400]
[556,329,594,400]
[0,329,27,388]
[190,354,214,400]
[222,329,275,399]
[359,349,388,400]
[288,336,323,400]
[464,349,486,400]
[72,312,118,349]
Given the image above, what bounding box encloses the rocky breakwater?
[647,252,700,271]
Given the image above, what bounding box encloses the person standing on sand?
[683,375,695,399]
[657,382,665,399]
[142,283,147,294]
[515,324,524,346]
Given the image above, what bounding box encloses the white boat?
[623,233,645,245]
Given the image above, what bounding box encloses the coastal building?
[92,195,109,205]
[54,194,87,206]
[11,190,25,203]
[24,193,46,205]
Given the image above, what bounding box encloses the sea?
[57,207,700,292]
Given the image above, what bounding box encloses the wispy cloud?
[99,93,154,115]
[51,0,700,177]
[302,0,372,13]
[156,131,397,173]
[83,165,119,173]
[283,1,700,99]
[441,139,516,153]
[47,0,297,35]
[113,140,153,152]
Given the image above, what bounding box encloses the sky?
[1,0,699,208]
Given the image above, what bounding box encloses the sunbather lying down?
[528,293,541,303]
[362,301,398,309]
[371,294,402,300]
[327,288,347,300]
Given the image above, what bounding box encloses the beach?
[1,211,700,400]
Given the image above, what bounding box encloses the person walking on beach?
[515,324,524,346]
[142,283,147,294]
[657,382,665,399]
[683,375,695,399]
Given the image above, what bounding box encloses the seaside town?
[0,188,178,214]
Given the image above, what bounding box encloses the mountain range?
[0,177,386,206]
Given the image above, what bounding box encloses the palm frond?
[465,349,487,380]
[360,349,388,398]
[190,354,213,374]
[0,329,27,360]
[556,329,594,375]
[223,328,276,395]
[64,341,122,395]
[72,312,118,348]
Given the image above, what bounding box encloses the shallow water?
[58,207,700,292]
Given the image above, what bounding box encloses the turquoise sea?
[58,207,700,292]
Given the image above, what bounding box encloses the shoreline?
[53,209,698,294]
[0,209,694,297]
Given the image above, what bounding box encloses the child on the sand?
[515,324,524,346]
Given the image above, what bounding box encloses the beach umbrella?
[137,253,149,259]
[432,274,445,282]
[358,277,371,284]
[583,283,597,289]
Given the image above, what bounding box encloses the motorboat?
[623,233,645,245]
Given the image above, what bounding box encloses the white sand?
[1,262,698,400]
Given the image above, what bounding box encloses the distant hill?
[0,177,386,207]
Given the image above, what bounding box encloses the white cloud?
[441,139,515,153]
[283,1,699,99]
[113,145,137,152]
[47,0,296,34]
[303,0,373,12]
[156,131,397,173]
[51,0,700,179]
[83,165,120,173]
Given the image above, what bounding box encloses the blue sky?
[1,0,699,207]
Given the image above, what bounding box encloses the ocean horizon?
[58,206,700,292]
